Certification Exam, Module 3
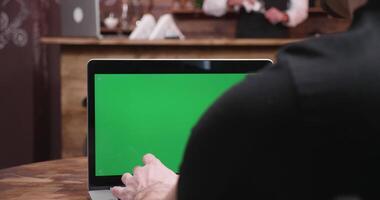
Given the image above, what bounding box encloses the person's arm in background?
[265,0,308,27]
[203,0,228,17]
[285,0,309,27]
[203,0,257,17]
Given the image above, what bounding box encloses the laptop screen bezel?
[87,59,272,189]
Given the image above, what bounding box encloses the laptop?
[87,59,272,200]
[60,0,101,38]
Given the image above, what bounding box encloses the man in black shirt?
[112,0,380,199]
[236,0,292,38]
[202,0,309,38]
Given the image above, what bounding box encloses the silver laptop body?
[86,59,272,200]
[89,190,116,200]
[60,0,101,38]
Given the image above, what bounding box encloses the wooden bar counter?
[41,37,301,47]
[0,157,88,200]
[41,37,302,158]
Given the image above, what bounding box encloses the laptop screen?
[94,73,246,176]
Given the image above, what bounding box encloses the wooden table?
[0,157,89,200]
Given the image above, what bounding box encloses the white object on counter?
[149,14,185,40]
[104,13,119,29]
[129,14,156,40]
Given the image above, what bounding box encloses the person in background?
[112,0,380,199]
[203,0,309,38]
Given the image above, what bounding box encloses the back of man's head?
[321,0,368,18]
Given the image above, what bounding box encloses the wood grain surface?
[0,157,89,200]
[41,37,302,46]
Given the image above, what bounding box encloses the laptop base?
[89,190,117,200]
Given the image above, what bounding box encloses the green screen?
[95,73,245,176]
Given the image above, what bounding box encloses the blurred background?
[0,0,351,169]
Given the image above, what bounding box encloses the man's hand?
[227,0,255,7]
[111,154,179,200]
[265,7,289,24]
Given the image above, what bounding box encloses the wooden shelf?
[100,27,132,35]
[171,7,326,16]
[171,8,204,15]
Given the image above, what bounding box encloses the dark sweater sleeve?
[177,63,300,200]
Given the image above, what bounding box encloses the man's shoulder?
[276,33,361,89]
[273,30,380,111]
[277,26,380,83]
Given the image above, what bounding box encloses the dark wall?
[0,0,61,169]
